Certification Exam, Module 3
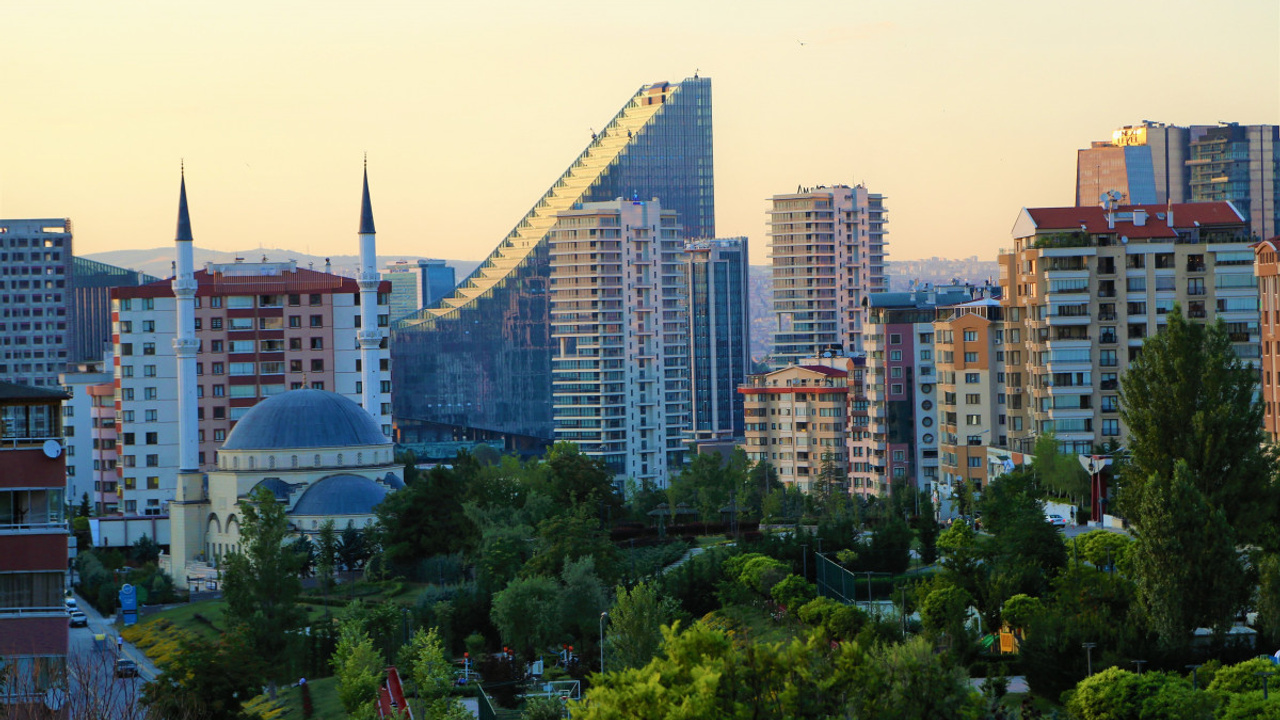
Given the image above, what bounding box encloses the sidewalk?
[74,591,163,682]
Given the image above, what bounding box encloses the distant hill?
[81,247,483,283]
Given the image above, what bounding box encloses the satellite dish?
[1120,236,1129,244]
[42,440,62,459]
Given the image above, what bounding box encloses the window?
[310,359,324,372]
[965,394,981,404]
[121,343,133,356]
[146,477,159,490]
[919,333,933,344]
[214,429,226,442]
[310,381,324,390]
[145,409,157,422]
[1100,350,1118,367]
[211,362,225,375]
[889,333,901,344]
[289,338,302,350]
[144,387,157,400]
[310,337,323,350]
[212,385,225,397]
[229,340,254,353]
[211,317,223,330]
[963,330,978,342]
[891,367,902,378]
[145,454,159,467]
[964,352,979,363]
[1101,395,1118,412]
[968,456,982,468]
[289,316,302,329]
[145,432,158,445]
[210,296,223,308]
[230,362,255,376]
[309,294,322,306]
[196,362,204,376]
[213,407,225,419]
[120,365,134,378]
[1101,419,1120,436]
[890,350,902,361]
[310,315,323,328]
[289,294,301,306]
[143,365,156,377]
[210,340,224,353]
[290,360,303,372]
[1187,277,1206,296]
[920,350,932,361]
[142,342,155,356]
[966,414,982,425]
[122,433,135,446]
[229,318,254,330]
[965,372,980,384]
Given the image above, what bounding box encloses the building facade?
[0,219,74,389]
[109,260,391,515]
[858,284,991,496]
[1076,122,1191,206]
[0,382,69,713]
[768,184,887,368]
[685,237,750,442]
[1255,237,1280,442]
[382,259,456,322]
[391,77,714,450]
[70,256,157,364]
[59,359,118,514]
[1189,124,1279,242]
[1000,201,1257,456]
[934,298,1006,490]
[549,199,689,485]
[739,360,852,493]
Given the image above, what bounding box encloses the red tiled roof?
[113,267,388,299]
[1025,202,1244,239]
[797,365,848,377]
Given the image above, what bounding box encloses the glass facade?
[392,77,714,449]
[686,238,750,439]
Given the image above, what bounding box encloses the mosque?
[166,164,404,574]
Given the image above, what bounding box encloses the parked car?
[64,597,77,611]
[68,611,88,628]
[1046,514,1068,529]
[115,658,139,679]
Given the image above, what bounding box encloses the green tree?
[221,487,305,692]
[538,442,622,513]
[770,574,817,613]
[337,523,370,571]
[1001,594,1042,634]
[316,518,338,595]
[524,506,619,581]
[331,616,382,720]
[1067,667,1214,720]
[490,575,564,657]
[605,582,678,671]
[474,523,534,596]
[1032,431,1088,502]
[1130,460,1248,647]
[1257,554,1280,648]
[920,583,972,641]
[131,533,161,565]
[1120,303,1276,542]
[405,627,471,720]
[560,556,609,650]
[376,465,478,569]
[141,627,264,720]
[915,493,940,565]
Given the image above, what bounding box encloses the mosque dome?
[222,389,389,451]
[290,474,390,517]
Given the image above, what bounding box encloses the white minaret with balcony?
[357,161,381,419]
[173,169,200,473]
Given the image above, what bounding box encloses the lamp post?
[1186,664,1201,690]
[1257,670,1276,699]
[1082,642,1097,676]
[599,612,609,674]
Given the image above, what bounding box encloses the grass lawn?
[713,603,804,644]
[267,676,346,720]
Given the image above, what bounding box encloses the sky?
[2,1,1277,266]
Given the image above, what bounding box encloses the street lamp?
[1257,670,1276,700]
[1186,664,1201,690]
[1082,642,1097,676]
[1132,659,1146,675]
[599,612,609,674]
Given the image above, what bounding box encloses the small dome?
[290,474,389,517]
[222,389,389,451]
[250,477,292,503]
[381,472,405,490]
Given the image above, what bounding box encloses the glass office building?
[392,77,714,451]
[686,237,750,440]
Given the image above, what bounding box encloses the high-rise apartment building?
[549,199,689,484]
[1188,124,1279,242]
[382,259,456,321]
[0,382,69,713]
[1000,201,1257,455]
[1076,122,1278,241]
[392,77,714,450]
[685,237,750,442]
[0,219,73,389]
[933,298,1006,490]
[1254,238,1280,442]
[768,184,887,369]
[739,357,855,492]
[60,358,118,514]
[70,256,157,363]
[859,284,992,496]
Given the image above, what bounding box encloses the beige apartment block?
[933,298,1005,490]
[739,360,852,493]
[1255,238,1280,442]
[1000,201,1257,456]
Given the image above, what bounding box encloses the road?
[62,592,158,719]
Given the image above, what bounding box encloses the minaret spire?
[172,164,200,473]
[356,158,382,425]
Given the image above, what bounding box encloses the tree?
[289,534,316,578]
[920,583,973,641]
[337,523,370,571]
[560,557,609,649]
[1001,594,1042,634]
[1130,460,1248,647]
[316,519,338,595]
[490,575,564,657]
[770,574,817,613]
[1066,667,1214,720]
[538,442,622,513]
[376,465,478,569]
[1120,303,1276,542]
[1032,431,1088,502]
[141,627,264,720]
[915,493,940,565]
[221,486,305,691]
[1257,554,1280,648]
[605,582,678,671]
[404,627,471,720]
[332,616,382,720]
[524,505,619,581]
[131,533,161,565]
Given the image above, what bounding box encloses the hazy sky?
[3,1,1277,266]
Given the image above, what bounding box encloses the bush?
[770,575,817,614]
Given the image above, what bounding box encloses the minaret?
[173,167,200,472]
[357,159,381,420]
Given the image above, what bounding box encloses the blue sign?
[119,583,138,627]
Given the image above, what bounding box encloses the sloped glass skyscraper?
[392,77,714,451]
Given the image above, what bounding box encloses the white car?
[1046,514,1068,528]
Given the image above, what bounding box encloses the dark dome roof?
[290,474,389,517]
[222,389,390,451]
[251,477,292,503]
[382,472,405,490]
